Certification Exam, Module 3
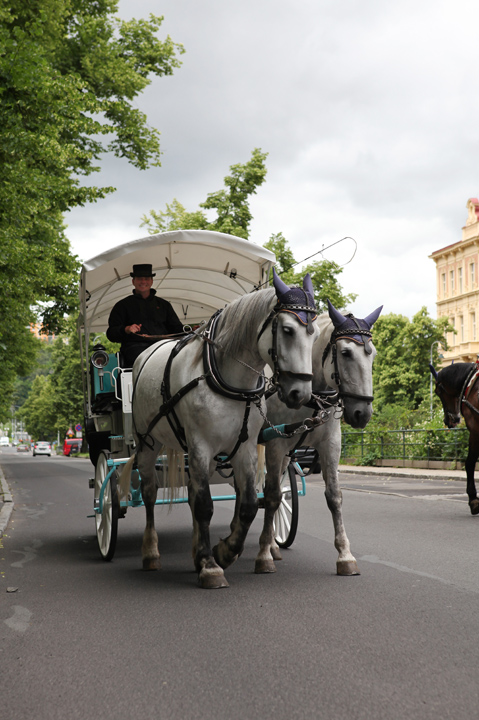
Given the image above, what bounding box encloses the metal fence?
[341,427,469,464]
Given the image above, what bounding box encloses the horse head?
[324,300,383,428]
[257,269,319,409]
[430,364,462,428]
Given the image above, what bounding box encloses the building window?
[471,262,476,288]
[458,267,463,293]
[442,273,446,296]
[450,270,455,292]
[450,316,455,346]
[472,312,476,341]
[460,315,464,342]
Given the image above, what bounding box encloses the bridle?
[256,295,317,391]
[321,315,375,404]
[435,364,479,422]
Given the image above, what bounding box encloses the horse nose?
[349,405,372,429]
[283,382,311,409]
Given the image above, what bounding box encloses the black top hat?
[130,263,156,278]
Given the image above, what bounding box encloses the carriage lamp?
[91,346,110,391]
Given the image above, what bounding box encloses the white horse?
[128,271,319,588]
[256,300,382,576]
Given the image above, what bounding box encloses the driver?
[106,263,184,367]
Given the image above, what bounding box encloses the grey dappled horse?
[129,271,319,588]
[256,300,382,576]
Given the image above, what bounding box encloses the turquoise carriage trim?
[89,455,306,517]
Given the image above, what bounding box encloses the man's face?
[132,276,153,294]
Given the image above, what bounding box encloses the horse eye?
[283,325,294,335]
[341,348,352,358]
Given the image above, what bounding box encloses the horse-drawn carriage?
[78,229,380,587]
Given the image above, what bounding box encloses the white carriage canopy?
[78,230,276,343]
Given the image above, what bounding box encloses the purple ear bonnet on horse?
[272,268,317,329]
[327,299,383,349]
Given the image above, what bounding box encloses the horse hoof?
[142,557,161,571]
[337,560,360,576]
[254,558,277,574]
[198,571,229,589]
[271,547,282,561]
[470,499,479,515]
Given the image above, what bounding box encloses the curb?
[338,465,465,481]
[0,465,13,538]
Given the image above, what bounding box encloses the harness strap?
[215,399,253,466]
[462,368,479,402]
[135,334,203,452]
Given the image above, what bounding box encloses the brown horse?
[430,361,479,515]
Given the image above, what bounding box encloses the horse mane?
[214,287,276,358]
[438,362,475,392]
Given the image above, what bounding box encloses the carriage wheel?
[94,450,119,561]
[273,463,299,548]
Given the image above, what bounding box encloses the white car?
[33,441,52,457]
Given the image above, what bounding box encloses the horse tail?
[118,454,136,503]
[256,444,266,489]
[164,448,186,507]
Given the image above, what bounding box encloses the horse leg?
[213,447,259,570]
[465,435,479,515]
[254,447,288,573]
[188,452,229,589]
[320,429,360,576]
[138,445,162,570]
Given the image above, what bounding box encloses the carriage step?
[88,478,94,489]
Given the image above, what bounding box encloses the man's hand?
[125,323,142,334]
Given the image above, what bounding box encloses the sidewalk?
[339,464,465,481]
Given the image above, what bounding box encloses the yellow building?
[430,198,479,364]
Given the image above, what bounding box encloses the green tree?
[0,1,183,421]
[17,375,56,441]
[141,148,268,239]
[264,233,358,312]
[371,308,452,416]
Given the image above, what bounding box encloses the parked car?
[0,436,10,447]
[63,438,82,456]
[33,441,52,457]
[16,443,30,453]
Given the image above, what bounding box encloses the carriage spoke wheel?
[273,463,299,548]
[94,450,119,561]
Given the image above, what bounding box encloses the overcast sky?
[66,0,479,319]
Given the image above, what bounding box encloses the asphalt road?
[1,449,479,720]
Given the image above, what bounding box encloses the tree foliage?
[371,308,452,417]
[18,321,89,441]
[141,148,268,240]
[0,0,183,421]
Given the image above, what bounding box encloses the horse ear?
[429,363,439,381]
[363,306,383,328]
[272,267,290,298]
[302,273,315,302]
[327,299,348,328]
